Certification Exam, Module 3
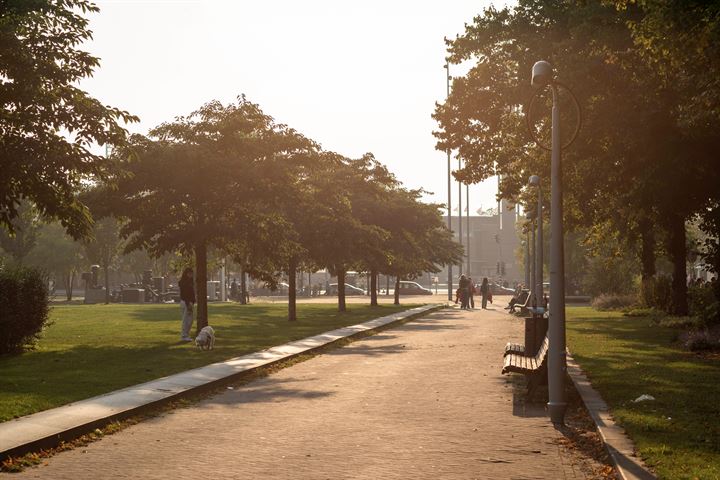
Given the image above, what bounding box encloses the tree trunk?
[195,241,209,332]
[240,267,247,304]
[65,270,74,301]
[639,216,656,307]
[103,254,111,304]
[667,214,688,316]
[394,276,401,305]
[370,269,378,306]
[288,257,297,321]
[337,267,347,312]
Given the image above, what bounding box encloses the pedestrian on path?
[179,267,196,341]
[480,277,490,309]
[459,275,470,309]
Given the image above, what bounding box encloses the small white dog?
[194,326,215,350]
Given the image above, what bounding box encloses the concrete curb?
[0,304,444,462]
[566,353,656,480]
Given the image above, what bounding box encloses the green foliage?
[567,307,720,479]
[678,328,720,352]
[590,293,638,311]
[644,275,674,313]
[688,283,720,327]
[0,0,137,238]
[0,266,50,355]
[0,302,416,421]
[0,201,40,265]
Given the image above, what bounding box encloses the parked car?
[490,283,515,295]
[326,283,365,296]
[397,281,432,295]
[253,282,290,296]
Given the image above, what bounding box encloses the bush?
[0,266,51,355]
[591,293,638,311]
[679,326,720,352]
[642,275,674,312]
[688,283,720,326]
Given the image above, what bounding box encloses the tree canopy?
[0,0,137,238]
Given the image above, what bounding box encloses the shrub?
[591,293,638,311]
[642,275,674,312]
[679,326,720,352]
[688,283,720,326]
[0,266,51,355]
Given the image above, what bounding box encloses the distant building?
[436,199,522,286]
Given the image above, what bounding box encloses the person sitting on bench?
[505,284,524,311]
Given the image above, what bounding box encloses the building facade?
[436,200,523,287]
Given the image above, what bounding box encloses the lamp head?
[531,61,554,89]
[528,175,540,186]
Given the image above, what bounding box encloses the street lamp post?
[525,227,531,289]
[530,60,570,424]
[527,212,536,301]
[529,175,543,306]
[458,157,463,276]
[466,183,470,276]
[445,61,453,301]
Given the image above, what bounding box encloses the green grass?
[0,302,419,423]
[567,306,720,480]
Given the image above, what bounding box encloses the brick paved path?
[9,304,593,479]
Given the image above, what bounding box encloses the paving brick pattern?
[8,305,592,479]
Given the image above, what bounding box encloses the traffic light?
[496,262,501,274]
[501,262,506,276]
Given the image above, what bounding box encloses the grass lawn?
[567,306,720,480]
[0,302,419,423]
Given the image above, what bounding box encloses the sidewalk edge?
[0,303,445,462]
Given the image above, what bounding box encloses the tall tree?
[83,217,122,304]
[0,0,136,238]
[0,201,39,265]
[433,0,717,314]
[109,97,316,331]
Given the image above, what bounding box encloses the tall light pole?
[529,175,543,306]
[458,156,463,276]
[529,60,580,425]
[527,211,536,302]
[466,183,470,276]
[445,61,453,301]
[524,225,531,288]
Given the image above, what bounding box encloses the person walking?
[459,275,470,309]
[480,277,490,309]
[179,267,196,341]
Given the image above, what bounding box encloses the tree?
[0,0,137,238]
[25,222,86,301]
[433,0,718,315]
[378,190,462,305]
[83,217,122,304]
[0,201,39,265]
[301,154,389,312]
[109,97,316,331]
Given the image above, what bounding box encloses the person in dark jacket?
[179,267,196,341]
[480,277,490,309]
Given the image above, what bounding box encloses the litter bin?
[524,307,548,356]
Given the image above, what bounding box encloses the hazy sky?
[81,0,502,214]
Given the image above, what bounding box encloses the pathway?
[8,303,598,479]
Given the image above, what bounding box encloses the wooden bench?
[502,334,549,395]
[503,307,547,357]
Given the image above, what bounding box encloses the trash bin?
[524,307,548,356]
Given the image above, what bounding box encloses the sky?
[81,0,503,215]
